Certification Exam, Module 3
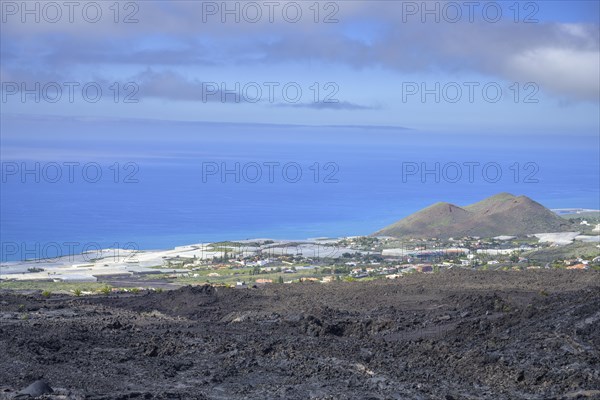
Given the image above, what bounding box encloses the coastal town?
[1,217,598,293]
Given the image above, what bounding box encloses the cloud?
[1,1,598,103]
[134,69,233,102]
[506,47,600,101]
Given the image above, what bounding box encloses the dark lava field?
[1,270,599,399]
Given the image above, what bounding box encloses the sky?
[0,1,599,257]
[1,0,599,133]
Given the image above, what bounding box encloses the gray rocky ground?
[1,270,599,399]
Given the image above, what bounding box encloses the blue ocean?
[1,116,599,261]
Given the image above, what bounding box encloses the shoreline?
[2,230,599,283]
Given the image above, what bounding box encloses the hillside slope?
[374,193,573,238]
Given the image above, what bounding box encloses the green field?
[0,280,108,293]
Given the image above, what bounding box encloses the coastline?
[2,231,599,283]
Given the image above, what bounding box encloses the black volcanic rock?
[1,271,599,399]
[15,380,53,398]
[374,193,573,238]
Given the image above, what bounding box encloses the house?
[300,277,320,283]
[380,267,397,274]
[255,278,273,284]
[235,281,247,289]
